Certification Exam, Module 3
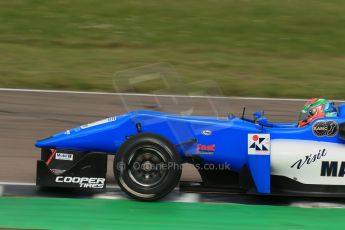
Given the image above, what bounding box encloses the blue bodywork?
[36,105,345,194]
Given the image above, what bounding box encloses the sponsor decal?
[55,176,105,188]
[80,116,117,129]
[55,153,73,161]
[201,130,212,136]
[196,144,215,154]
[291,149,327,169]
[248,134,270,155]
[321,161,345,177]
[312,120,338,137]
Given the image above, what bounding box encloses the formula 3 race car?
[35,98,345,201]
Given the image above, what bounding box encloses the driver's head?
[298,98,337,127]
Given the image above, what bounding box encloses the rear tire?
[114,133,182,201]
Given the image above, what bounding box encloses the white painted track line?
[0,87,325,102]
[0,182,36,186]
[2,181,345,208]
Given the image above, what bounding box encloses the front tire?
[114,133,182,201]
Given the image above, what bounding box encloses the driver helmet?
[298,98,337,127]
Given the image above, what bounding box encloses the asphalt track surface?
[0,89,305,184]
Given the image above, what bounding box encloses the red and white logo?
[196,144,215,154]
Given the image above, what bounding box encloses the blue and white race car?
[35,98,345,201]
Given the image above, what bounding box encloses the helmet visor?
[299,110,310,122]
[299,105,320,122]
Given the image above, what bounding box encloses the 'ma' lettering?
[320,161,338,177]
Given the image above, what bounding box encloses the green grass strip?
[0,197,344,230]
[1,1,345,98]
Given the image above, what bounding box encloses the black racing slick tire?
[114,133,182,201]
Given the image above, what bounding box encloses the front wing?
[36,149,107,189]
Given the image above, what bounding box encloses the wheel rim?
[128,146,168,187]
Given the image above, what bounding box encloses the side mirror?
[257,117,269,126]
[339,123,345,140]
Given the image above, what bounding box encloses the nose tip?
[35,136,54,148]
[35,140,46,148]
